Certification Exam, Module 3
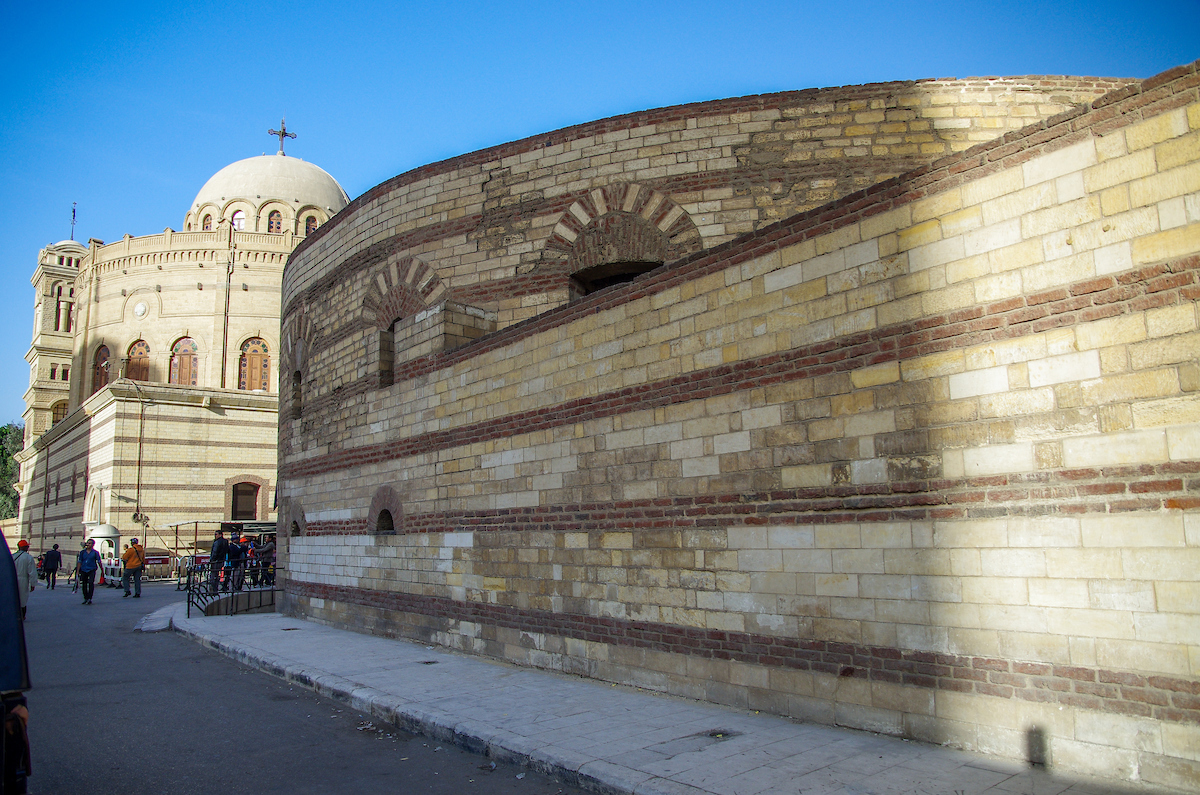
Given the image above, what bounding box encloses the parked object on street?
[1,533,33,793]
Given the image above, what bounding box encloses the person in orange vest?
[121,537,146,598]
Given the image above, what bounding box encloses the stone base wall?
[280,62,1200,789]
[18,383,278,552]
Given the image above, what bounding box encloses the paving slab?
[169,604,1176,795]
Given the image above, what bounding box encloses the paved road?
[20,580,584,794]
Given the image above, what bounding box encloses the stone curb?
[168,608,696,795]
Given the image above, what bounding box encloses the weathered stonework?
[18,154,349,552]
[280,64,1200,789]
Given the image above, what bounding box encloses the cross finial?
[268,118,296,155]
[70,202,77,241]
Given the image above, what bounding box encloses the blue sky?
[0,0,1195,424]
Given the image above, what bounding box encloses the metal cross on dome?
[268,118,296,155]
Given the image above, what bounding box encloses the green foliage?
[0,423,24,520]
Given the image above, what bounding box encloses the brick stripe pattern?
[289,580,1200,724]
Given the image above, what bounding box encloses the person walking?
[12,540,36,620]
[42,544,62,589]
[256,536,276,586]
[77,539,102,605]
[208,530,229,594]
[228,536,246,591]
[121,537,146,598]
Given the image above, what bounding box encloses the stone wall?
[279,63,1199,789]
[18,384,277,552]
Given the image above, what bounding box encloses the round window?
[133,301,148,319]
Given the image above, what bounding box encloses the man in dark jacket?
[42,545,62,590]
[227,537,246,591]
[208,531,229,594]
[76,540,101,605]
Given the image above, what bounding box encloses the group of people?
[9,536,150,615]
[207,530,275,593]
[10,529,278,617]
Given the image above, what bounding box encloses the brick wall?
[279,63,1199,788]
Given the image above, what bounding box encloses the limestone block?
[1131,221,1200,265]
[1089,579,1157,612]
[934,518,1009,548]
[1080,512,1185,548]
[1130,331,1200,369]
[1027,350,1101,388]
[766,525,815,549]
[900,350,964,381]
[909,236,965,272]
[1125,107,1190,152]
[948,365,1009,399]
[1162,722,1200,763]
[962,442,1033,476]
[781,463,831,488]
[1122,548,1200,581]
[1008,517,1081,548]
[1130,162,1200,209]
[1131,395,1200,428]
[1053,738,1138,782]
[1083,148,1157,193]
[1156,129,1200,172]
[1096,638,1191,676]
[1167,425,1200,459]
[961,576,1028,606]
[1022,139,1097,186]
[861,523,913,549]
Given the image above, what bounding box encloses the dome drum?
[184,153,349,234]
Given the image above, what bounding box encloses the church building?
[16,132,350,555]
[279,62,1199,789]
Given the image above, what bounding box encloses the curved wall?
[279,66,1200,788]
[286,75,1130,318]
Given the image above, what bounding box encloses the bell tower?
[23,240,87,444]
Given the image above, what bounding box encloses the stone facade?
[279,64,1200,789]
[16,154,348,553]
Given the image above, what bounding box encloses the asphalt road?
[19,579,586,795]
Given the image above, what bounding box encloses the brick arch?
[544,183,702,268]
[281,303,314,375]
[363,255,447,330]
[224,474,270,521]
[366,485,402,534]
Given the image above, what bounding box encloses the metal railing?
[185,560,281,618]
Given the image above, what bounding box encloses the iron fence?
[185,560,281,618]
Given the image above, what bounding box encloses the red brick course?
[288,579,1200,725]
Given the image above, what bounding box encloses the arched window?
[51,402,68,426]
[53,283,72,332]
[239,338,270,391]
[92,346,110,394]
[305,216,318,235]
[126,340,150,381]
[376,509,394,534]
[377,321,396,388]
[202,214,212,231]
[291,371,302,419]
[268,210,282,234]
[231,210,245,231]
[170,337,199,385]
[231,482,259,520]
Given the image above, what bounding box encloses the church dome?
[188,153,350,220]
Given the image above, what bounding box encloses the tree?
[0,423,23,519]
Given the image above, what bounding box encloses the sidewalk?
[162,604,1168,795]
